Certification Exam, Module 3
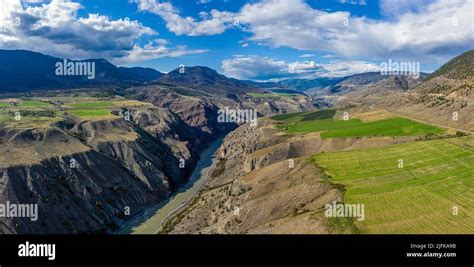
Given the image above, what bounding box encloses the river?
[116,137,224,234]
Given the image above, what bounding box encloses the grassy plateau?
[0,97,144,128]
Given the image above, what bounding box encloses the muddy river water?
[116,137,223,234]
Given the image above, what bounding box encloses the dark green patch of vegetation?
[211,159,227,178]
[89,90,115,98]
[270,112,307,121]
[300,109,336,121]
[271,109,336,123]
[159,190,204,234]
[326,215,361,234]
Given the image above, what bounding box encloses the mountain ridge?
[0,50,164,91]
[152,66,264,95]
[426,50,474,81]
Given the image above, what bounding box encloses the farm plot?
[279,113,443,138]
[286,119,362,133]
[66,101,116,119]
[320,117,444,138]
[313,139,474,233]
[69,109,111,117]
[17,100,52,107]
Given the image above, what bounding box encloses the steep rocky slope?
[0,106,201,234]
[310,72,426,104]
[373,50,474,132]
[324,50,474,132]
[127,84,316,147]
[152,66,263,96]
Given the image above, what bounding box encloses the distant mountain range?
[0,50,163,91]
[306,72,430,100]
[1,49,472,100]
[279,77,342,91]
[0,50,266,95]
[241,73,426,94]
[151,66,263,95]
[241,77,341,92]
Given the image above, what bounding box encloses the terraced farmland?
[313,139,474,233]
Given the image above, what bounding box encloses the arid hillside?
[162,110,427,234]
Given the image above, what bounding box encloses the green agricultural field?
[282,115,443,138]
[300,109,336,121]
[68,101,114,109]
[313,139,474,233]
[286,119,361,133]
[0,103,10,107]
[69,109,111,117]
[321,117,444,138]
[17,100,51,107]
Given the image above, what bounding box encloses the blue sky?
[0,0,473,80]
[78,0,383,72]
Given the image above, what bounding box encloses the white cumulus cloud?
[0,0,206,64]
[132,0,235,36]
[134,0,474,63]
[222,55,379,80]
